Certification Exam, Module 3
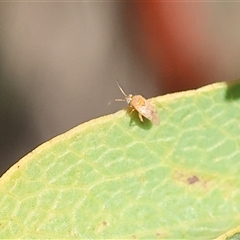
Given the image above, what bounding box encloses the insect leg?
[138,113,144,122]
[129,108,135,115]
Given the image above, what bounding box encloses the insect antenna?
[108,98,126,105]
[108,80,128,105]
[116,80,127,97]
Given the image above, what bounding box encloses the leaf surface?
[1,81,240,239]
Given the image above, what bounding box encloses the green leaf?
[1,81,240,239]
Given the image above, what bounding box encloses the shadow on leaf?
[225,80,240,101]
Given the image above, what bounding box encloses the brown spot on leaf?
[155,231,170,238]
[95,220,108,233]
[187,175,199,184]
[173,169,212,190]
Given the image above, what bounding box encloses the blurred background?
[1,2,240,175]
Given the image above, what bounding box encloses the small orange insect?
[114,81,160,125]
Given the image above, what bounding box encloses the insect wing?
[131,95,160,125]
[140,103,160,125]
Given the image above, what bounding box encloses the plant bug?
[114,81,160,125]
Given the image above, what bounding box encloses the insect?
[114,81,160,125]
